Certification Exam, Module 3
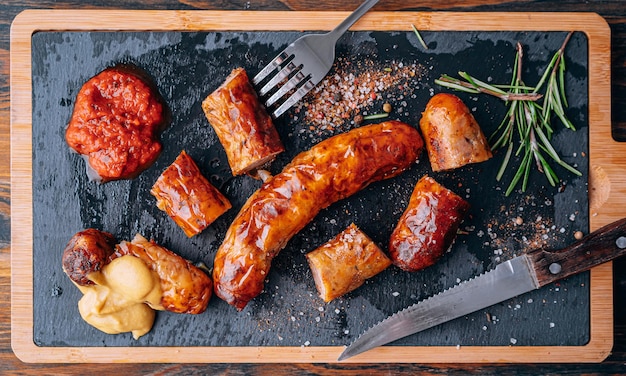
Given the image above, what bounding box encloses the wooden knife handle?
[526,217,626,287]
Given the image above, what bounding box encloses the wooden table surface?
[2,1,626,374]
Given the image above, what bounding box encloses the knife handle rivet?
[616,236,626,249]
[549,263,562,274]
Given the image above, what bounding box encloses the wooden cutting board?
[10,10,617,363]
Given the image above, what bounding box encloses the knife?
[338,217,626,361]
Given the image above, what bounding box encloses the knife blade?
[338,217,626,361]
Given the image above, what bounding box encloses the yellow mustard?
[75,255,162,339]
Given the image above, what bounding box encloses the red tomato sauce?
[65,67,166,181]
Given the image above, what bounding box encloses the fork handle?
[327,0,380,42]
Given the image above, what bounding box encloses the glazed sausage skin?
[213,121,424,310]
[389,175,470,272]
[420,93,492,171]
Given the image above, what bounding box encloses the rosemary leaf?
[559,57,568,107]
[536,152,557,186]
[506,149,531,196]
[496,142,514,181]
[491,115,513,150]
[434,79,480,94]
[411,24,429,50]
[494,84,537,91]
[534,51,559,93]
[363,113,389,120]
[459,71,508,95]
[535,126,561,161]
[558,159,583,176]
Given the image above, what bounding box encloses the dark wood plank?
[1,0,626,374]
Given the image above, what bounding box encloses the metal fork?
[253,0,379,118]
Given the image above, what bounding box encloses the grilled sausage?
[151,150,232,237]
[202,68,284,176]
[306,223,391,302]
[113,234,213,314]
[62,228,117,286]
[213,121,424,310]
[419,93,492,171]
[389,175,470,272]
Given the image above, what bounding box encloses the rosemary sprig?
[435,32,581,196]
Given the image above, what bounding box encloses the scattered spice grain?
[294,55,426,139]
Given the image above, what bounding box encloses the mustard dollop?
[75,255,162,339]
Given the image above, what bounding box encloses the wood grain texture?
[2,0,626,374]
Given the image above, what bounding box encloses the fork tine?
[272,79,315,118]
[265,71,307,107]
[259,60,300,97]
[252,50,290,86]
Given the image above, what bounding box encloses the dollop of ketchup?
[65,66,167,182]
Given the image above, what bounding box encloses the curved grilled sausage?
[213,121,424,310]
[389,175,470,272]
[419,93,492,171]
[62,229,117,286]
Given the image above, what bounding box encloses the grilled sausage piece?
[213,121,424,310]
[62,229,117,286]
[202,67,284,176]
[419,93,492,171]
[306,223,391,302]
[151,150,232,237]
[389,175,470,272]
[113,234,213,314]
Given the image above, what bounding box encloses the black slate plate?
[31,29,589,348]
